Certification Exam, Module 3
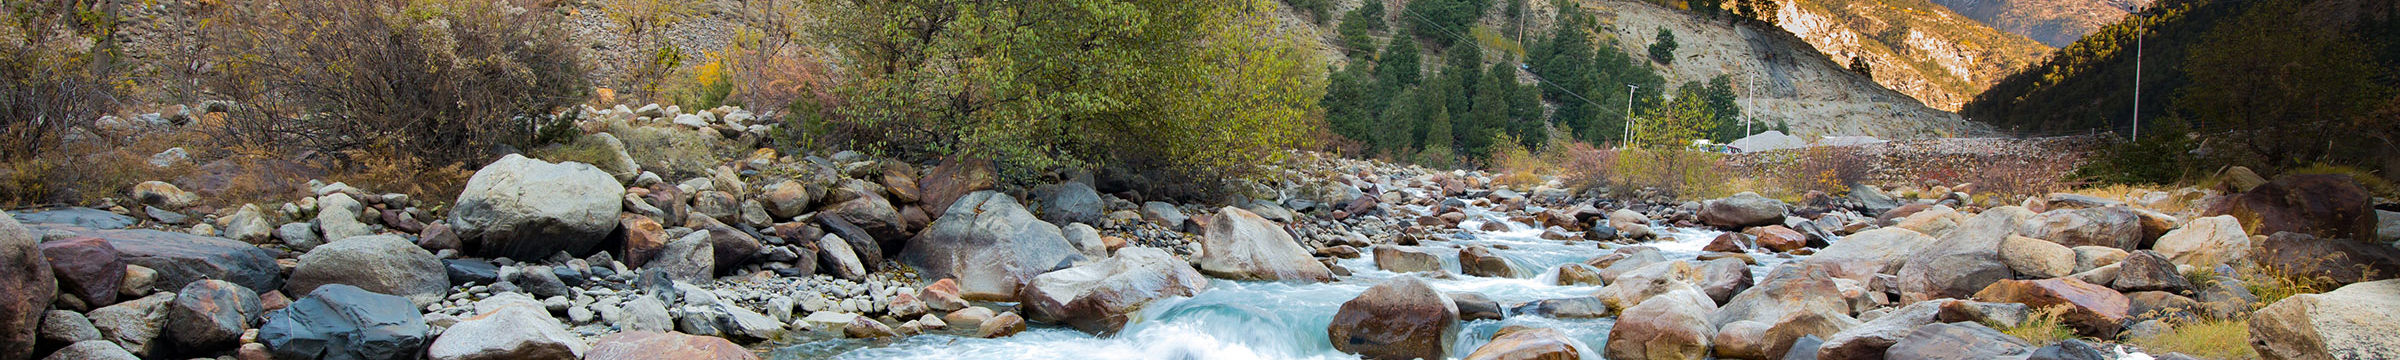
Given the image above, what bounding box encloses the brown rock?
[1460,246,1517,278]
[618,215,668,269]
[1703,233,1746,253]
[40,237,124,307]
[1971,278,2130,337]
[976,311,1026,338]
[1463,326,1589,360]
[919,156,997,216]
[1329,276,1459,360]
[2252,231,2400,286]
[1745,226,1808,252]
[585,331,756,360]
[2,212,54,360]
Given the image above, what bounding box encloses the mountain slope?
[1774,0,2054,110]
[1928,0,2148,47]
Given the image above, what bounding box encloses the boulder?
[816,213,888,269]
[1880,322,2031,360]
[1327,276,1458,360]
[1936,300,2031,329]
[258,284,431,360]
[1896,207,2028,302]
[1460,245,1518,278]
[1374,246,1444,273]
[315,193,374,242]
[1745,226,1809,253]
[2109,250,2192,294]
[1802,228,1935,283]
[1596,261,1704,311]
[2024,207,2143,250]
[761,180,813,220]
[1062,223,1108,260]
[2249,279,2400,360]
[10,208,135,230]
[1610,209,1658,241]
[1816,300,1943,360]
[975,311,1027,338]
[1708,264,1856,358]
[1999,235,2076,279]
[167,280,261,351]
[691,191,739,226]
[825,194,907,250]
[2124,291,2199,323]
[649,232,715,283]
[1696,258,1754,305]
[2380,210,2399,243]
[2157,215,2258,270]
[1511,297,1611,319]
[1193,207,1333,282]
[1971,278,2129,337]
[917,156,997,219]
[45,340,137,360]
[38,310,100,346]
[897,191,1084,300]
[427,294,587,360]
[286,235,448,307]
[39,237,122,307]
[130,181,199,210]
[2251,231,2400,286]
[2207,174,2378,242]
[1588,246,1669,284]
[444,259,498,286]
[1701,192,1790,228]
[1035,181,1103,227]
[1141,202,1191,231]
[1450,292,1506,321]
[448,154,626,260]
[85,229,281,297]
[2028,339,2106,360]
[87,292,172,357]
[618,215,668,268]
[2069,246,2128,274]
[1,212,51,360]
[221,204,274,244]
[1462,326,1591,360]
[1556,263,1607,286]
[1017,248,1209,335]
[696,226,762,275]
[1605,288,1717,360]
[585,331,755,360]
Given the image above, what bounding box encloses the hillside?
[1928,0,2149,47]
[1773,0,2054,110]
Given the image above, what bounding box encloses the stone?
[2028,339,2106,360]
[1035,181,1104,227]
[118,265,152,298]
[1017,248,1209,335]
[1708,264,1856,359]
[2253,231,2400,286]
[944,307,997,329]
[2024,207,2143,250]
[585,331,755,360]
[1450,292,1505,321]
[286,234,448,307]
[1327,276,1458,360]
[2219,166,2267,193]
[976,311,1025,338]
[2000,235,2076,279]
[1695,258,1754,305]
[1193,207,1332,282]
[690,191,740,227]
[507,265,571,298]
[1604,288,1716,360]
[1556,263,1606,286]
[1596,261,1704,311]
[1896,207,2027,302]
[130,181,198,210]
[449,154,626,260]
[1936,300,2032,329]
[1462,326,1590,360]
[696,226,761,275]
[1061,223,1108,260]
[815,234,867,280]
[1880,322,2030,360]
[649,231,715,283]
[1140,202,1191,231]
[44,340,137,360]
[1,212,52,360]
[1816,300,1942,360]
[1611,209,1659,241]
[1459,245,1517,278]
[1890,205,1965,238]
[1802,228,1936,283]
[167,279,261,351]
[416,223,458,252]
[221,204,274,243]
[39,237,123,307]
[897,191,1085,300]
[617,296,673,332]
[917,156,997,221]
[2380,210,2400,243]
[2069,246,2128,274]
[315,193,375,242]
[2124,291,2199,323]
[1971,278,2130,337]
[826,194,907,250]
[2249,279,2400,360]
[1374,246,1444,273]
[1748,226,1810,253]
[39,310,100,345]
[918,279,970,312]
[843,317,896,338]
[1511,297,1610,319]
[87,292,172,356]
[428,294,586,360]
[1589,246,1669,284]
[445,259,499,286]
[881,163,922,204]
[258,284,431,360]
[75,229,282,297]
[2208,174,2378,242]
[2110,250,2193,294]
[277,222,323,252]
[1700,192,1789,228]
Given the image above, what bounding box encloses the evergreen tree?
[1382,31,1423,87]
[1692,0,1722,18]
[1323,63,1383,143]
[1420,98,1457,166]
[1470,62,1514,158]
[1337,6,1382,58]
[1360,0,1388,31]
[1376,88,1426,155]
[1703,75,1743,142]
[1649,27,1678,65]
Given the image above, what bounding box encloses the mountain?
[1774,0,2056,110]
[1928,0,2150,47]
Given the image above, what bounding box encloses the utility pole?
[2129,4,2145,142]
[1625,84,1638,149]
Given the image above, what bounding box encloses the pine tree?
[1338,7,1381,58]
[1376,88,1425,155]
[1470,62,1514,159]
[1649,27,1678,65]
[1382,31,1423,87]
[1420,98,1457,167]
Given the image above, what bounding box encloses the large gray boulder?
[1017,248,1208,335]
[1816,300,1943,360]
[0,212,51,360]
[259,284,431,360]
[87,293,172,357]
[1034,181,1103,227]
[2250,279,2400,360]
[1605,288,1717,360]
[1882,322,2031,360]
[1327,276,1458,360]
[285,235,449,307]
[1195,207,1333,282]
[2149,215,2249,269]
[1896,207,2028,302]
[80,229,281,298]
[1700,192,1789,228]
[2022,207,2145,251]
[315,193,374,243]
[897,191,1084,301]
[428,294,587,360]
[449,154,625,260]
[1803,228,1936,283]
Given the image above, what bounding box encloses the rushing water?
[772,205,1798,360]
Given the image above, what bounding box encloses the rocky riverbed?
[5,103,2400,360]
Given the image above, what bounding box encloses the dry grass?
[2131,319,2258,360]
[1997,305,2077,347]
[2242,259,2329,307]
[2282,163,2398,199]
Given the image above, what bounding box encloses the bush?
[204,0,589,170]
[1997,305,2077,347]
[1,1,124,162]
[1770,145,1869,196]
[2129,319,2255,360]
[1615,148,1728,199]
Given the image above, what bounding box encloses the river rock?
[619,215,667,268]
[130,181,198,210]
[1194,207,1332,282]
[2,211,48,360]
[1035,181,1103,227]
[81,229,281,297]
[39,310,100,346]
[1597,261,1704,311]
[1700,192,1789,228]
[1815,299,1942,360]
[1605,288,1716,360]
[10,208,134,230]
[88,292,172,357]
[45,340,137,360]
[1375,246,1444,274]
[898,191,1083,300]
[2024,207,2143,250]
[2249,279,2400,360]
[1590,246,1668,284]
[1450,292,1506,321]
[815,234,867,280]
[694,225,761,275]
[976,311,1025,338]
[1880,322,2030,360]
[2207,174,2377,242]
[1696,258,1754,305]
[647,231,716,283]
[1460,245,1517,278]
[2251,231,2400,286]
[221,204,274,243]
[286,234,448,307]
[1556,263,1606,286]
[1803,228,1935,283]
[762,180,813,220]
[917,156,996,220]
[1018,248,1208,335]
[39,236,122,307]
[1896,207,2028,302]
[2150,215,2248,269]
[428,294,587,360]
[2109,250,2192,294]
[1061,223,1107,260]
[448,154,626,260]
[826,194,907,251]
[1971,278,2129,337]
[258,284,431,360]
[2000,235,2075,279]
[585,331,755,360]
[1748,226,1810,253]
[2070,246,2127,274]
[315,193,374,242]
[1462,326,1590,360]
[1512,297,1610,319]
[2028,339,2105,360]
[1327,276,1458,360]
[167,279,260,351]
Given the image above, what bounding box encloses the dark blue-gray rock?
[167,279,261,351]
[259,284,431,360]
[285,235,448,307]
[1448,292,1504,321]
[2028,339,2105,360]
[898,191,1084,300]
[445,260,499,286]
[552,266,587,288]
[448,154,626,261]
[12,207,136,230]
[815,214,883,270]
[509,265,572,298]
[143,206,189,225]
[83,229,281,297]
[1510,297,1610,318]
[1034,181,1103,227]
[2110,250,2193,294]
[1881,322,2030,360]
[1782,334,1824,360]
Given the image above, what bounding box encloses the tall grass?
[1996,304,2077,347]
[2130,319,2256,360]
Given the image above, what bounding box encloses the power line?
[1393,6,1614,113]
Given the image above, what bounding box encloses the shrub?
[1997,305,2077,347]
[1551,138,1618,192]
[1648,27,1678,64]
[1615,148,1728,199]
[2130,319,2255,360]
[204,0,589,170]
[1770,146,1869,196]
[1,1,124,162]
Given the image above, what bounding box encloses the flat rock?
[258,284,431,360]
[286,234,448,307]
